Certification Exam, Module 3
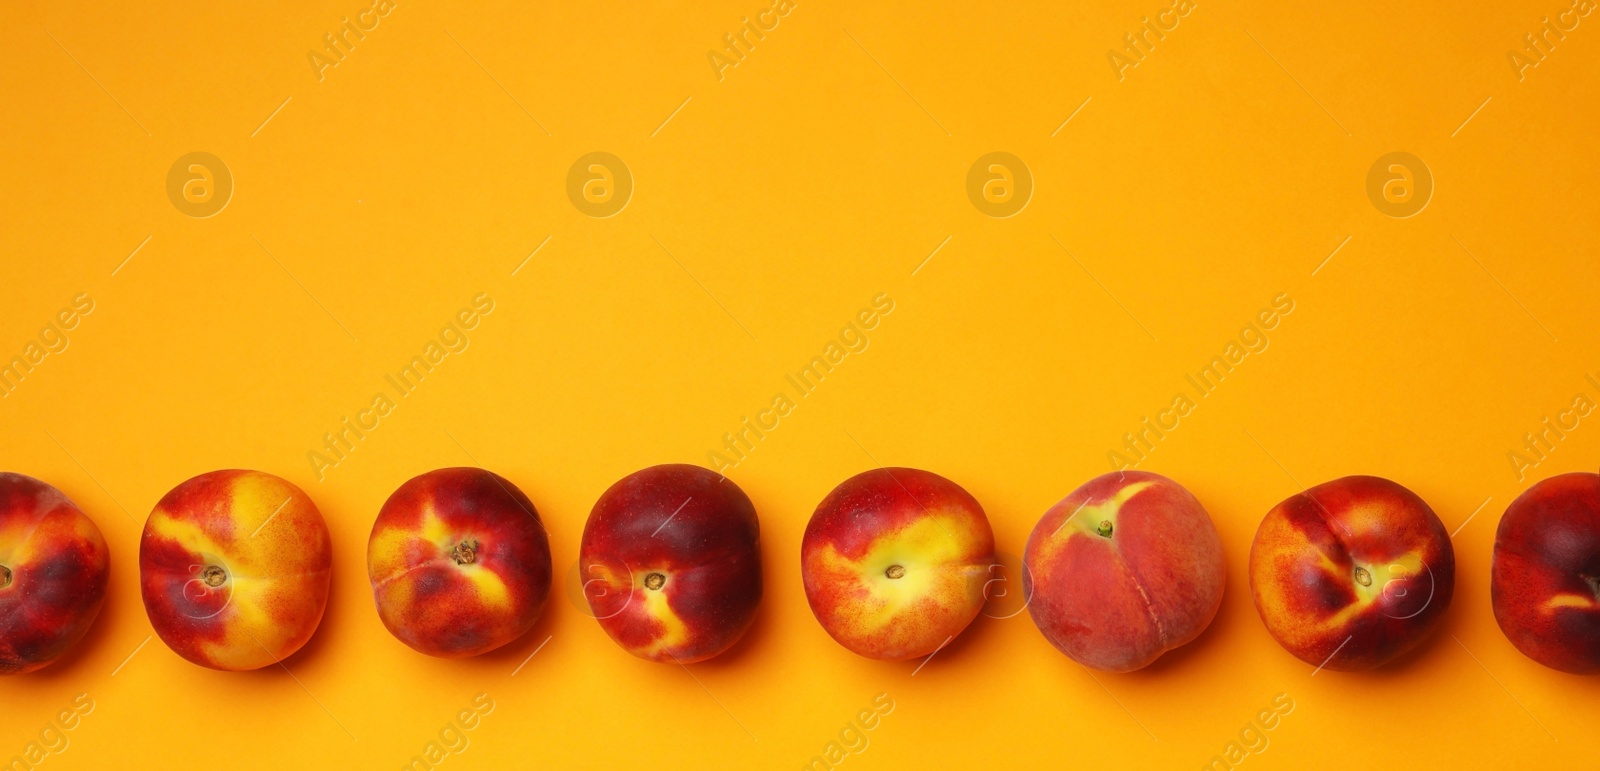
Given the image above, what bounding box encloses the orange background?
[2,0,1598,768]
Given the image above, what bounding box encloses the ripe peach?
[1024,471,1224,671]
[140,470,331,671]
[1492,471,1600,673]
[801,468,995,661]
[0,473,110,674]
[580,464,761,663]
[1250,475,1454,671]
[368,468,552,658]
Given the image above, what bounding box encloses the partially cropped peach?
[580,464,762,663]
[1024,470,1224,671]
[140,470,331,671]
[0,473,110,674]
[802,468,995,661]
[1250,475,1453,671]
[1492,472,1600,673]
[368,468,552,658]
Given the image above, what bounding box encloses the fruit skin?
[1250,475,1454,671]
[1024,470,1224,672]
[368,468,552,658]
[580,464,761,663]
[1492,472,1600,673]
[140,470,331,671]
[802,468,995,661]
[0,473,110,675]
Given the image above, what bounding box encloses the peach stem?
[644,572,666,590]
[1096,520,1113,538]
[201,565,226,587]
[0,565,10,588]
[885,564,906,579]
[451,540,479,566]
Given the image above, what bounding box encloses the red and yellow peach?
[580,464,762,663]
[802,468,995,661]
[1492,471,1600,673]
[140,470,331,671]
[0,473,110,674]
[368,467,552,658]
[1250,475,1453,671]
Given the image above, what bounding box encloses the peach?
[1491,471,1600,673]
[1250,475,1454,671]
[368,467,552,658]
[140,470,331,671]
[801,468,994,661]
[580,464,761,663]
[0,473,110,674]
[1024,470,1224,671]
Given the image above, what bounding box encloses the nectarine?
[1492,471,1600,673]
[0,473,109,674]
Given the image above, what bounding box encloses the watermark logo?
[1507,372,1600,480]
[567,152,633,218]
[1201,693,1294,770]
[1107,0,1198,81]
[166,152,233,218]
[5,693,93,770]
[1508,1,1593,82]
[0,293,95,400]
[980,551,1033,619]
[802,693,895,771]
[1365,152,1432,218]
[708,0,797,82]
[966,152,1032,218]
[401,692,494,771]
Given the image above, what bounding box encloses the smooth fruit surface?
[1024,470,1224,672]
[0,473,110,675]
[140,470,332,671]
[1250,475,1454,671]
[580,464,761,663]
[368,467,552,658]
[1492,472,1600,673]
[801,468,995,661]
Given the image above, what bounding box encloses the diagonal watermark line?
[1243,428,1309,492]
[651,96,693,138]
[1244,29,1351,137]
[1312,235,1351,276]
[510,635,552,676]
[513,234,553,276]
[43,429,135,523]
[651,497,694,537]
[444,28,551,136]
[109,635,152,677]
[1451,234,1558,343]
[912,235,951,276]
[251,96,293,138]
[45,28,150,137]
[1081,665,1158,742]
[247,633,359,742]
[1311,635,1352,676]
[1451,496,1494,539]
[113,235,152,276]
[1451,96,1492,139]
[1051,96,1093,137]
[649,233,759,343]
[1453,635,1557,741]
[249,497,293,538]
[843,28,951,137]
[1051,235,1158,342]
[673,657,758,741]
[910,635,953,676]
[251,235,361,343]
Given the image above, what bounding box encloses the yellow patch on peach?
[811,510,988,641]
[1035,481,1153,562]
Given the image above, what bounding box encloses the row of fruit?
[1,464,1596,675]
